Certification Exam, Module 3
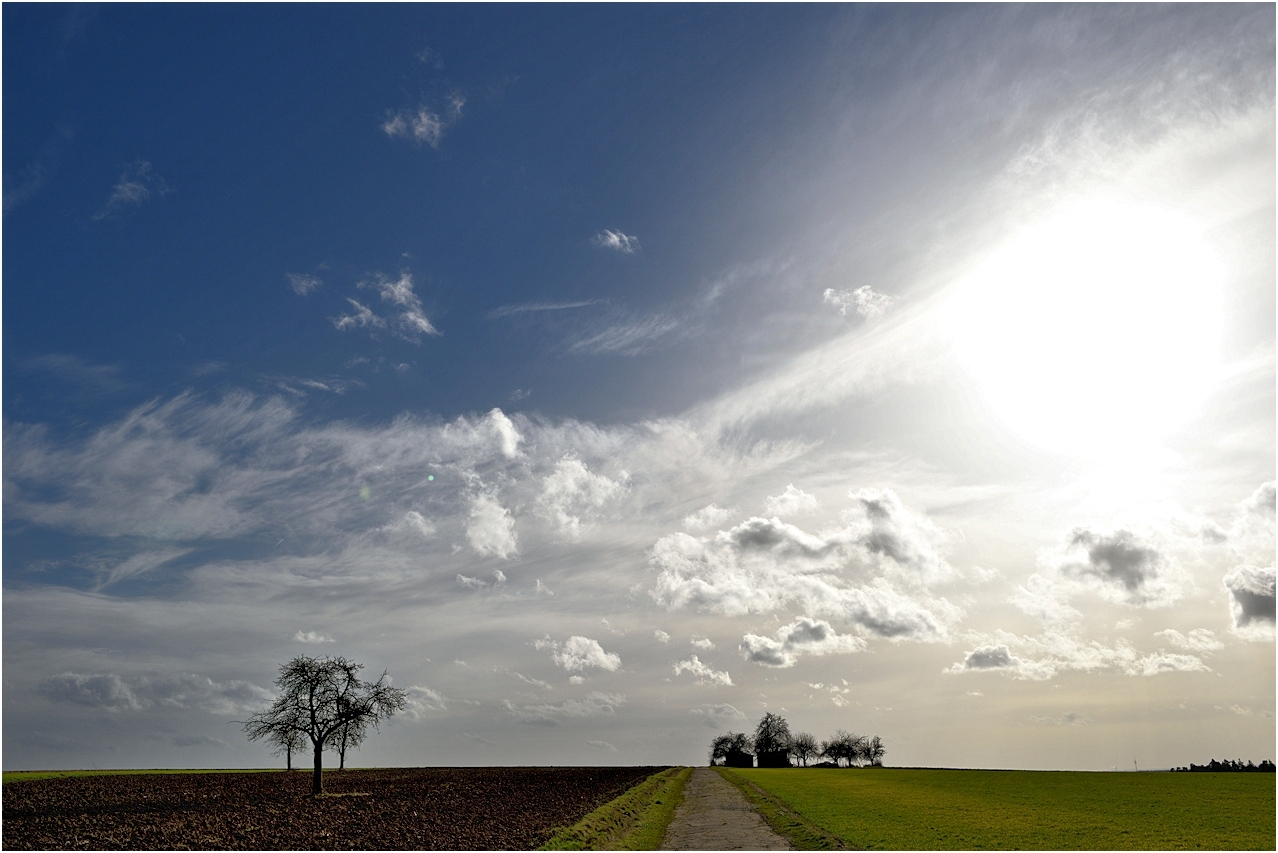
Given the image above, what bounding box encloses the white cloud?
[39,672,144,711]
[504,692,626,725]
[332,298,386,332]
[689,703,746,727]
[362,271,440,341]
[402,685,446,719]
[1222,565,1275,639]
[586,740,617,752]
[592,230,640,253]
[513,672,553,691]
[286,273,322,295]
[823,285,894,319]
[294,630,334,644]
[403,511,436,538]
[947,631,1211,681]
[487,408,522,458]
[93,160,171,220]
[467,494,518,559]
[763,484,820,518]
[488,299,603,318]
[739,616,866,668]
[382,94,464,148]
[538,457,627,540]
[690,636,715,650]
[672,655,732,686]
[1154,628,1223,654]
[456,571,508,590]
[568,315,679,356]
[1029,712,1089,726]
[682,503,735,532]
[651,492,960,643]
[535,635,622,673]
[653,630,671,644]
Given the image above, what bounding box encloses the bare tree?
[754,712,793,767]
[821,729,868,767]
[242,655,406,794]
[790,731,819,767]
[271,725,306,771]
[866,735,885,766]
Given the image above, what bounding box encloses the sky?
[3,4,1274,772]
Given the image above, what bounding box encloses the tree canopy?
[242,655,406,793]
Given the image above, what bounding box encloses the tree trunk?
[286,744,292,771]
[312,742,324,794]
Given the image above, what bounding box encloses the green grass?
[541,766,691,850]
[713,767,847,849]
[2,768,284,784]
[724,768,1276,850]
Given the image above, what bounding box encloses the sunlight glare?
[942,197,1225,459]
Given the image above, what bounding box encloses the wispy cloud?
[488,300,603,319]
[383,93,465,148]
[823,285,894,320]
[286,273,322,295]
[93,160,171,220]
[568,315,679,356]
[593,230,640,254]
[332,271,440,341]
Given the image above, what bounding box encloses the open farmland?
[726,767,1276,850]
[1,766,664,850]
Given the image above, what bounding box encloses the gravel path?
[660,768,792,850]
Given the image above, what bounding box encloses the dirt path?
[659,767,792,850]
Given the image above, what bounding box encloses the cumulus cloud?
[467,494,518,559]
[593,230,640,253]
[690,636,716,650]
[286,273,322,295]
[946,631,1211,681]
[504,692,626,725]
[683,504,735,531]
[672,655,732,686]
[651,492,960,643]
[534,635,621,673]
[1222,566,1275,639]
[823,285,894,319]
[39,672,144,711]
[1023,527,1188,614]
[93,159,171,220]
[689,703,746,727]
[763,484,820,518]
[739,616,865,667]
[1155,628,1223,654]
[294,630,334,644]
[382,93,465,147]
[653,630,671,644]
[537,457,627,540]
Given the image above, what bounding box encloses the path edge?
[714,767,854,851]
[541,766,692,850]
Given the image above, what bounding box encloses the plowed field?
[2,766,665,850]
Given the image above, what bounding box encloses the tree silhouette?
[242,655,406,794]
[790,731,819,767]
[754,712,793,767]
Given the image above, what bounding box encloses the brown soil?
[2,766,663,850]
[659,767,791,850]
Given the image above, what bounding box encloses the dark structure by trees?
[242,655,407,794]
[711,714,884,770]
[790,731,819,767]
[710,731,755,768]
[754,712,793,767]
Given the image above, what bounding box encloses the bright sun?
[943,196,1225,459]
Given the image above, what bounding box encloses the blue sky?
[4,4,1274,771]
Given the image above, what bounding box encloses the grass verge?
[2,768,283,784]
[541,766,691,850]
[730,767,1276,850]
[715,767,850,850]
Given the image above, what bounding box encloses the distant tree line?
[710,712,884,769]
[1171,759,1275,773]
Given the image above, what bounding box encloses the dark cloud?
[39,673,143,711]
[1223,566,1276,631]
[960,644,1015,669]
[1065,529,1161,593]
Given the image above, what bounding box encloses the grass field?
[541,766,691,850]
[726,768,1276,850]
